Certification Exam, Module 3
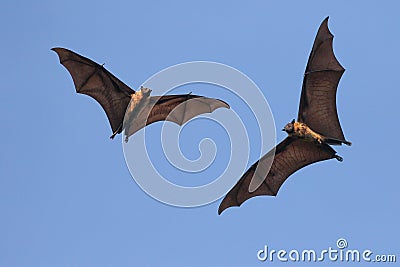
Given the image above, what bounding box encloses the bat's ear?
[291,119,295,124]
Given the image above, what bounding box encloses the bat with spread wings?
[52,48,229,142]
[218,17,351,214]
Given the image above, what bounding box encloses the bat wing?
[297,17,349,143]
[218,137,339,214]
[124,94,230,138]
[52,47,135,137]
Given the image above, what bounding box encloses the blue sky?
[1,1,399,266]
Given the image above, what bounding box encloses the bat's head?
[283,119,295,134]
[139,86,152,96]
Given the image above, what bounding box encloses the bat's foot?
[343,140,352,146]
[325,137,352,146]
[110,124,123,140]
[335,155,343,162]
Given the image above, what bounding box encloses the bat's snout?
[140,86,152,95]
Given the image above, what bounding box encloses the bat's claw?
[335,155,343,162]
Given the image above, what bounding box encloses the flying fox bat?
[218,17,351,215]
[52,48,229,142]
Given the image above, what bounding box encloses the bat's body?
[218,17,351,214]
[52,48,229,142]
[121,87,152,141]
[287,121,325,144]
[284,120,351,147]
[127,87,152,117]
